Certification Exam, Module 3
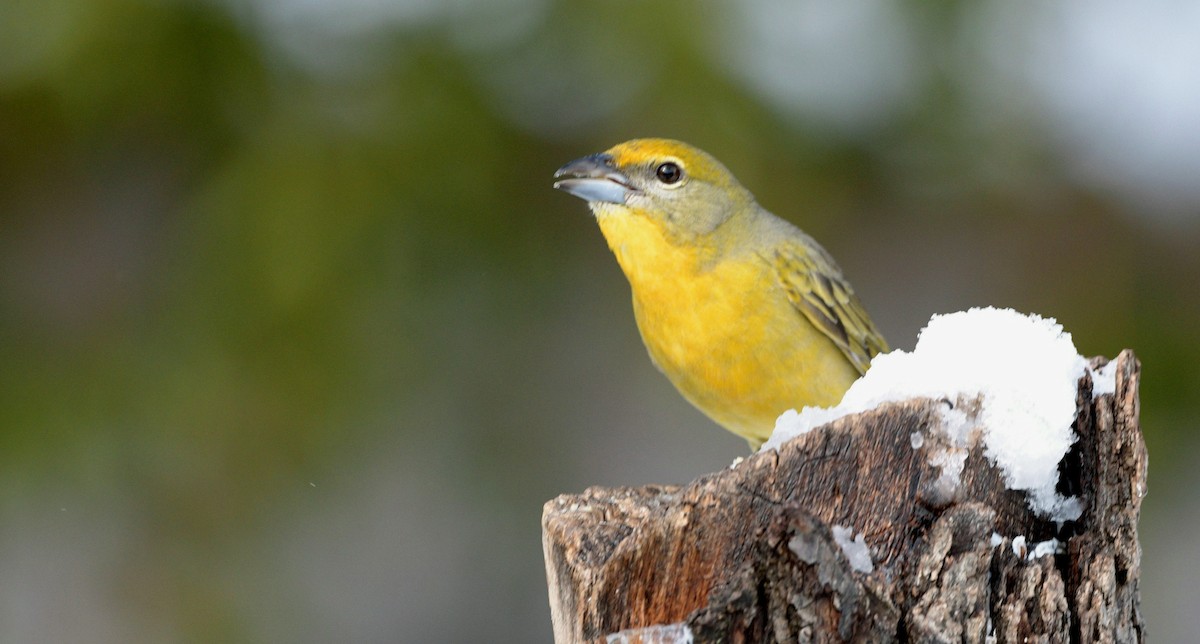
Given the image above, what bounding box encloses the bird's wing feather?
[772,240,888,375]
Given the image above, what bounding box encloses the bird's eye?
[655,162,683,185]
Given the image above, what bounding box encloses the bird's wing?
[772,240,888,375]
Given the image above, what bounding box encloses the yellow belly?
[597,209,860,446]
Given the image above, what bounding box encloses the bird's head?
[553,139,755,242]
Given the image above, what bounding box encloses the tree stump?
[542,350,1147,643]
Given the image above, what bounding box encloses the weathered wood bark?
[542,350,1146,643]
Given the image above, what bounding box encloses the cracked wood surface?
[542,351,1146,643]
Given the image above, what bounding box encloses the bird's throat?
[593,206,710,287]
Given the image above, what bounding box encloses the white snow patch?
[1090,360,1118,398]
[920,406,977,499]
[766,307,1087,521]
[1011,535,1028,557]
[909,432,925,449]
[770,406,845,439]
[1007,535,1062,560]
[928,446,969,495]
[990,532,1003,547]
[1030,538,1063,559]
[832,525,875,574]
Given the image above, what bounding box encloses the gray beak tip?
[553,153,637,205]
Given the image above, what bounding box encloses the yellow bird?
[553,139,888,449]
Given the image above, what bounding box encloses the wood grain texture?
[543,351,1146,643]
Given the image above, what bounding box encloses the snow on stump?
[542,309,1148,643]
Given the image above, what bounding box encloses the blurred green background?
[2,0,1197,641]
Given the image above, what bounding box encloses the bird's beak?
[553,153,639,204]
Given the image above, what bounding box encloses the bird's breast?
[594,207,858,442]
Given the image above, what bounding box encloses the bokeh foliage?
[1,0,1197,640]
